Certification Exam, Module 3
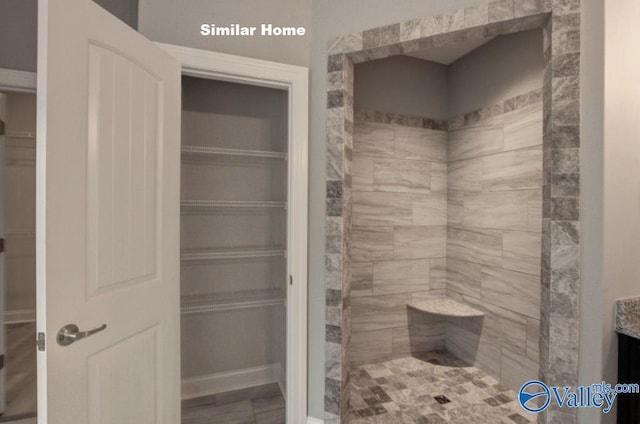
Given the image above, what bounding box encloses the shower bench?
[408,298,484,318]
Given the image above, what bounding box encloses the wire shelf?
[181,289,285,314]
[181,145,287,160]
[4,131,36,139]
[181,200,286,208]
[181,247,286,262]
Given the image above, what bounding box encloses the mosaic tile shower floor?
[349,351,535,424]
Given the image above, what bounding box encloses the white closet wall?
[180,76,288,397]
[4,93,36,323]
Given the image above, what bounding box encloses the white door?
[36,0,181,423]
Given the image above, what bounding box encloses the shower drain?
[433,395,451,405]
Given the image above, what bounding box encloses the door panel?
[36,0,181,423]
[87,326,159,424]
[86,43,160,296]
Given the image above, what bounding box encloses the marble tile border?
[449,87,543,130]
[354,108,449,131]
[325,2,582,423]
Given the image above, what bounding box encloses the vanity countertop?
[615,296,640,339]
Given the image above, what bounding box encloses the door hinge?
[289,275,293,286]
[37,332,45,351]
[0,238,5,253]
[0,354,5,370]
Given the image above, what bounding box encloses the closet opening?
[178,69,298,424]
[0,91,38,424]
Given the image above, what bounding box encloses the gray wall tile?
[488,0,515,23]
[420,14,444,37]
[503,230,542,276]
[373,258,431,280]
[430,258,447,290]
[350,329,393,366]
[448,118,504,161]
[393,225,447,259]
[443,8,465,32]
[353,122,394,157]
[448,227,503,267]
[351,293,412,332]
[500,347,539,389]
[412,193,447,226]
[351,227,394,262]
[430,162,447,192]
[482,148,543,191]
[465,4,489,28]
[463,191,530,230]
[503,104,543,151]
[447,258,482,298]
[352,157,374,191]
[448,158,483,192]
[394,127,447,162]
[373,158,431,193]
[352,191,414,226]
[351,262,373,298]
[481,266,541,319]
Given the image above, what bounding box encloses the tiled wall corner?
[445,89,544,391]
[349,111,449,370]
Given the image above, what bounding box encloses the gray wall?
[0,0,38,72]
[94,0,138,29]
[598,1,640,423]
[138,0,311,67]
[578,0,605,423]
[448,29,544,118]
[354,56,448,120]
[353,29,543,122]
[0,0,139,72]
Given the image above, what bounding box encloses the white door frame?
[156,43,309,424]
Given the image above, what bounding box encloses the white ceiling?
[404,37,496,65]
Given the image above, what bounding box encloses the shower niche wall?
[179,76,288,422]
[343,28,546,423]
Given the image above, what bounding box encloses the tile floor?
[1,322,37,423]
[349,351,536,424]
[182,383,285,424]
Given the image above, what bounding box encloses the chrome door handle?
[57,323,107,346]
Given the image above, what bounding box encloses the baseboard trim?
[307,417,324,424]
[181,363,281,400]
[278,363,286,401]
[5,309,36,324]
[3,419,37,424]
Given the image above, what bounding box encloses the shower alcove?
[324,3,582,424]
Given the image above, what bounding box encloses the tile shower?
[347,88,543,422]
[325,2,582,423]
